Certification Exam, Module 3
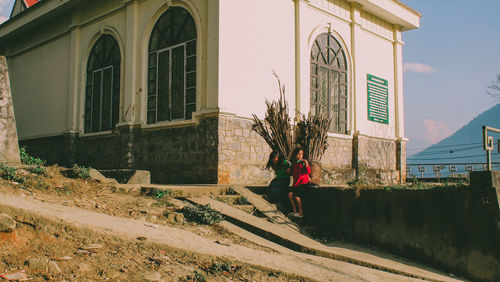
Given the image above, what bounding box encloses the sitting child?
[288,148,311,218]
[266,151,291,203]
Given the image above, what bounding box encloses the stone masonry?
[0,56,20,165]
[20,113,404,185]
[217,114,273,184]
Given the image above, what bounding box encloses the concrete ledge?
[304,173,500,281]
[99,169,151,184]
[139,184,229,197]
[187,196,457,281]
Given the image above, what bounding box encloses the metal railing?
[483,125,500,170]
[406,162,500,179]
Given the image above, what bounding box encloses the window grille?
[85,34,121,133]
[148,7,197,124]
[310,33,348,133]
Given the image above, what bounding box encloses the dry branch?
[251,73,293,159]
[294,112,332,162]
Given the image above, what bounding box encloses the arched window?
[85,34,121,133]
[147,6,197,123]
[310,33,348,133]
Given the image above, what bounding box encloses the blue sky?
[0,0,498,156]
[402,0,500,155]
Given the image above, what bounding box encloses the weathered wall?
[21,117,219,184]
[303,171,500,281]
[135,117,219,184]
[0,56,20,165]
[217,114,273,184]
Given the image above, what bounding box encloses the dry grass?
[0,204,309,281]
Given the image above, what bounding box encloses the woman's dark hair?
[266,151,282,170]
[290,147,303,163]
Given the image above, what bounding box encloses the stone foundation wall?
[303,171,500,281]
[322,136,352,169]
[217,114,273,184]
[0,56,20,165]
[21,117,219,184]
[356,135,397,170]
[19,114,405,185]
[134,117,219,184]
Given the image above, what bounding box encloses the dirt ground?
[0,165,304,281]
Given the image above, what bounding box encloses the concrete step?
[232,205,255,214]
[187,196,459,282]
[231,185,299,232]
[137,184,230,197]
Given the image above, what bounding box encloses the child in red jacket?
[288,148,311,218]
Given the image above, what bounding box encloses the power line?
[409,152,499,161]
[407,142,482,151]
[413,145,483,155]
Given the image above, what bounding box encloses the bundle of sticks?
[251,73,293,159]
[294,112,332,162]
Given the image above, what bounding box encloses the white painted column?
[122,0,139,124]
[350,2,362,135]
[294,0,303,115]
[393,25,405,139]
[67,20,80,133]
[205,0,219,112]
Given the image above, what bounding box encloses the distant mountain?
[408,103,500,173]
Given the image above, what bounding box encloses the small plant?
[234,196,251,205]
[192,270,206,282]
[0,163,17,181]
[226,187,238,195]
[29,165,47,175]
[207,261,233,274]
[0,163,25,183]
[154,188,172,199]
[20,147,45,166]
[73,164,90,179]
[181,204,223,225]
[27,177,50,190]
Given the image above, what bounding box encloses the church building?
[0,0,420,184]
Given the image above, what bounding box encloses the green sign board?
[367,74,389,124]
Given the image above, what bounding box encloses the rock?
[48,261,62,274]
[0,270,29,280]
[142,271,162,281]
[88,169,118,184]
[28,257,49,273]
[81,243,103,251]
[104,269,121,279]
[127,170,151,184]
[166,212,184,224]
[77,263,92,273]
[174,213,184,224]
[0,213,16,232]
[166,213,176,223]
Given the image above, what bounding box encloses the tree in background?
[486,73,500,100]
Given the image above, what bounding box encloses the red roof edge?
[24,0,40,8]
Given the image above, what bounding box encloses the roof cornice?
[0,0,73,39]
[347,0,420,31]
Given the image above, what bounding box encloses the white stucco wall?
[9,35,71,139]
[3,0,417,143]
[354,28,396,139]
[298,0,353,127]
[217,0,295,119]
[296,0,404,141]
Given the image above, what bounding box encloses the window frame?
[310,33,348,134]
[84,34,120,133]
[89,66,114,131]
[147,7,197,124]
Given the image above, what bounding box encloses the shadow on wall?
[303,171,500,281]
